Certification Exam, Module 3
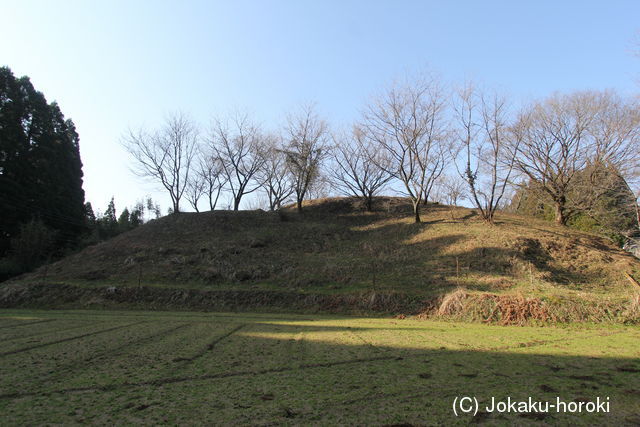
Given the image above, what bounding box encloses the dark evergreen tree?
[84,202,96,227]
[117,208,131,232]
[104,198,117,223]
[0,66,85,257]
[130,202,144,227]
[97,197,118,239]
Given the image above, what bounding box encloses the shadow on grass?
[347,218,587,291]
[0,313,638,425]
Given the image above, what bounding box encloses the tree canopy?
[0,66,85,257]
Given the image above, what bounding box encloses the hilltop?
[2,197,639,323]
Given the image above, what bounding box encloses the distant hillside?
[2,197,640,323]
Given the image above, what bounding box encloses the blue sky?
[2,0,639,213]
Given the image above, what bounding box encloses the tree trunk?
[297,199,303,213]
[365,197,373,212]
[210,187,222,211]
[554,201,567,225]
[233,196,241,211]
[413,202,421,223]
[484,211,494,224]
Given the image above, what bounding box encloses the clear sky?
[2,0,639,214]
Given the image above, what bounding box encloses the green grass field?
[0,309,638,425]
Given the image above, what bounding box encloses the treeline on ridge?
[123,75,640,238]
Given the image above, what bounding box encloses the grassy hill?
[2,197,640,323]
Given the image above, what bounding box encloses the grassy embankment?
[4,198,640,323]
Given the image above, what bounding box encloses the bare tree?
[184,172,205,212]
[589,91,640,180]
[209,112,265,211]
[256,135,294,211]
[420,138,450,205]
[330,127,392,211]
[440,174,467,207]
[511,91,640,225]
[123,113,198,213]
[198,149,227,210]
[306,173,332,201]
[361,74,450,223]
[454,85,520,223]
[511,93,594,225]
[283,104,331,212]
[429,178,446,204]
[434,174,467,220]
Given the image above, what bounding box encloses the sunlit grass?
[0,309,638,424]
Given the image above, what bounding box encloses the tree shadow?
[344,218,588,293]
[0,313,638,424]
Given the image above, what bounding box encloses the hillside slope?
[3,197,640,322]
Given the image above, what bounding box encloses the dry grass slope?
[4,197,640,323]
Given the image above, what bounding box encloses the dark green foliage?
[0,257,23,282]
[511,165,637,245]
[84,202,96,227]
[0,66,85,257]
[129,202,144,227]
[81,197,159,245]
[9,219,57,270]
[117,208,131,232]
[104,198,117,224]
[0,219,57,281]
[97,197,118,239]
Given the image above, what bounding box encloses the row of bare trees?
[392,80,640,225]
[124,74,640,226]
[124,105,331,213]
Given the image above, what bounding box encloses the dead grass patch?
[429,287,639,325]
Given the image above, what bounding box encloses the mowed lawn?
[0,310,638,425]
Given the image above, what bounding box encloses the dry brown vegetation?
[5,197,640,323]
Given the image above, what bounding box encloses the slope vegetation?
[3,198,640,323]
